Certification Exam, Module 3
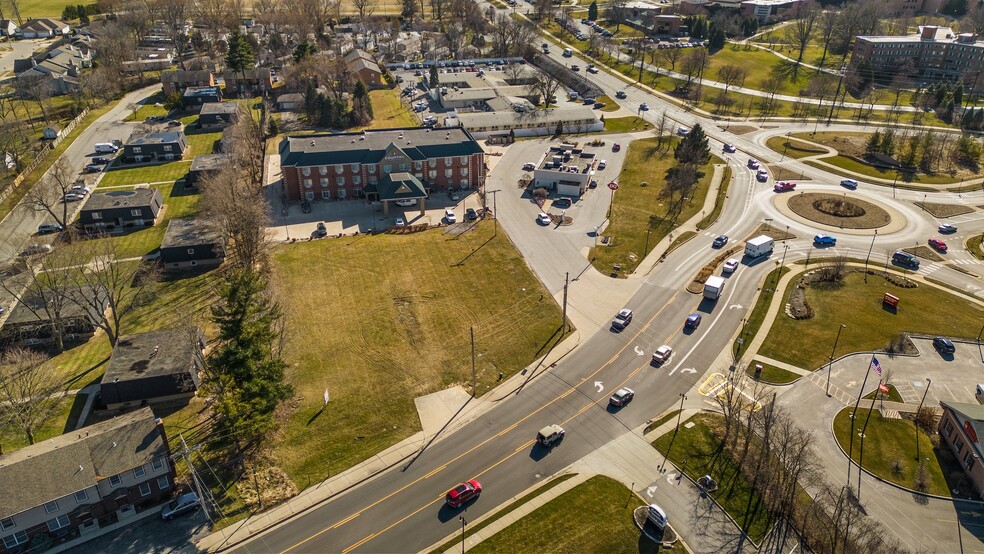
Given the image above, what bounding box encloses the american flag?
[870,357,882,376]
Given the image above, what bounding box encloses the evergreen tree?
[267,116,279,137]
[293,40,317,63]
[62,5,78,20]
[588,0,598,20]
[865,130,881,154]
[402,0,418,19]
[740,16,758,38]
[205,269,293,445]
[351,80,373,125]
[77,4,89,23]
[674,123,710,166]
[225,30,256,81]
[304,81,319,123]
[555,120,563,136]
[429,65,440,88]
[880,129,896,156]
[953,83,964,108]
[708,26,726,50]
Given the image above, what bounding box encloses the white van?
[976,384,984,404]
[562,47,573,57]
[94,143,119,154]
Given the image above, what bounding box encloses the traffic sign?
[607,181,619,191]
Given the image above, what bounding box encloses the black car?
[92,157,112,165]
[712,235,729,248]
[316,222,327,236]
[301,200,312,213]
[83,164,102,173]
[933,337,955,355]
[465,208,478,220]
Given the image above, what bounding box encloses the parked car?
[723,258,739,274]
[92,157,112,165]
[38,223,64,234]
[774,181,796,192]
[814,234,837,245]
[712,235,728,248]
[597,160,607,170]
[522,162,536,171]
[611,308,633,331]
[444,209,457,223]
[594,101,606,109]
[395,199,418,207]
[685,313,702,329]
[83,164,102,173]
[537,212,551,225]
[612,143,620,152]
[161,492,200,521]
[62,193,84,202]
[609,387,635,407]
[301,200,312,213]
[395,217,406,227]
[70,185,91,195]
[652,345,672,364]
[552,198,572,209]
[928,238,947,252]
[615,90,627,99]
[933,336,955,355]
[445,480,482,508]
[449,191,461,201]
[840,178,858,189]
[589,179,598,188]
[723,144,736,153]
[465,208,478,220]
[315,222,327,236]
[938,224,957,234]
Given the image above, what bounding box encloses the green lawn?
[14,0,78,17]
[0,396,76,453]
[734,267,789,359]
[764,136,827,159]
[968,234,984,260]
[802,161,936,192]
[269,224,568,489]
[863,384,903,403]
[833,408,954,497]
[706,45,811,97]
[184,127,225,157]
[653,414,773,542]
[590,138,719,275]
[759,272,984,369]
[99,161,192,187]
[603,116,651,134]
[353,89,420,131]
[469,476,675,554]
[696,166,731,230]
[821,155,961,185]
[746,359,800,384]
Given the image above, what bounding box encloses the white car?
[395,199,417,207]
[537,212,551,225]
[444,209,457,224]
[70,185,91,195]
[394,217,406,227]
[652,345,672,365]
[723,259,739,274]
[677,126,690,136]
[597,160,607,170]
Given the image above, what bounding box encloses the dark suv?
[933,337,955,355]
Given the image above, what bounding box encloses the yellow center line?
[280,291,684,554]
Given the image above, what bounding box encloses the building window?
[428,170,437,179]
[3,531,28,548]
[382,164,393,174]
[353,188,361,197]
[301,167,310,176]
[320,166,328,175]
[320,178,329,186]
[130,209,142,217]
[445,169,452,178]
[0,518,14,531]
[164,145,172,152]
[91,212,102,220]
[351,163,359,171]
[305,191,314,201]
[44,500,59,514]
[133,465,146,478]
[414,161,422,170]
[954,437,965,452]
[428,159,436,168]
[75,490,88,503]
[461,167,468,176]
[461,179,469,188]
[335,165,344,174]
[132,147,142,153]
[353,176,361,185]
[369,176,378,185]
[336,177,344,186]
[445,157,452,165]
[47,515,70,532]
[460,156,468,164]
[110,474,122,487]
[153,458,165,471]
[304,179,313,189]
[943,419,953,433]
[138,483,152,497]
[321,191,330,200]
[157,476,170,490]
[367,164,376,173]
[399,163,408,171]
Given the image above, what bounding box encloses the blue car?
[814,234,837,246]
[685,313,702,329]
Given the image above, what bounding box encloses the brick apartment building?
[278,127,485,203]
[850,26,984,85]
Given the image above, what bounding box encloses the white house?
[18,18,70,39]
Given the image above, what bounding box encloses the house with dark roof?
[0,407,175,553]
[278,127,484,204]
[14,44,92,96]
[343,49,383,88]
[276,92,304,112]
[222,68,273,95]
[160,218,226,270]
[0,20,18,37]
[187,153,230,186]
[79,188,165,234]
[939,401,984,499]
[121,131,188,164]
[0,287,108,349]
[160,70,214,95]
[182,86,222,106]
[18,18,70,39]
[99,327,205,410]
[198,102,239,129]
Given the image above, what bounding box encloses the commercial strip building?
[449,106,603,140]
[938,401,984,499]
[850,26,984,85]
[529,143,598,196]
[278,127,485,205]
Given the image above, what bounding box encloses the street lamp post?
[644,226,652,257]
[915,378,932,461]
[781,133,790,162]
[458,516,466,554]
[659,393,687,473]
[825,324,846,397]
[734,318,748,362]
[863,229,878,283]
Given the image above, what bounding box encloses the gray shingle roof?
[278,127,483,167]
[161,217,222,249]
[83,188,162,211]
[0,407,166,519]
[103,327,203,383]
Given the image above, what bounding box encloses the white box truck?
[94,142,119,154]
[704,275,726,301]
[745,235,775,258]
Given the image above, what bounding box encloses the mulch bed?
[787,192,890,229]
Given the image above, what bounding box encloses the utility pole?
[825,324,846,397]
[562,272,569,332]
[485,189,500,238]
[470,326,476,397]
[915,378,932,460]
[174,435,212,524]
[863,230,877,283]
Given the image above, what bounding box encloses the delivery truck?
[704,275,726,301]
[745,235,775,258]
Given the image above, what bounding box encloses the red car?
[928,238,948,253]
[612,143,621,152]
[774,181,796,192]
[446,480,482,508]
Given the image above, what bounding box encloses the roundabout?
[771,190,909,235]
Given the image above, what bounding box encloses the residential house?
[278,127,484,204]
[78,188,165,234]
[183,86,222,106]
[187,154,230,186]
[121,131,188,164]
[17,18,70,39]
[222,68,273,95]
[161,70,215,95]
[344,49,383,88]
[938,401,984,499]
[159,218,226,270]
[14,44,92,96]
[197,102,239,129]
[277,92,304,112]
[0,20,18,37]
[0,407,176,553]
[99,327,205,410]
[0,287,108,349]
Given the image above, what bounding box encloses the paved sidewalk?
[750,355,810,376]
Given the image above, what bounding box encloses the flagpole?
[857,380,882,502]
[847,352,876,490]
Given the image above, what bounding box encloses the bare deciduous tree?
[784,0,819,65]
[24,158,77,229]
[527,72,560,108]
[0,249,77,353]
[14,73,52,123]
[717,64,748,96]
[0,349,61,446]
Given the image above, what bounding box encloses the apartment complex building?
[850,26,984,84]
[278,128,484,203]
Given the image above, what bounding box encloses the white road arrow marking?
[729,304,743,310]
[634,345,645,356]
[646,486,657,497]
[680,368,696,374]
[594,381,604,393]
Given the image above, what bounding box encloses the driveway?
[0,38,52,78]
[76,508,209,554]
